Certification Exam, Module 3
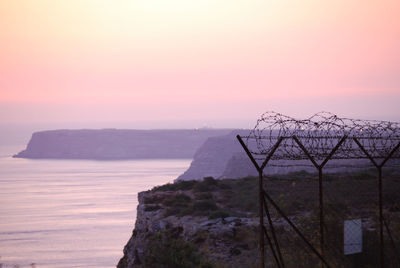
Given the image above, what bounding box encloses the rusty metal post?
[378,166,384,268]
[234,113,400,268]
[292,135,347,267]
[237,135,285,268]
[377,142,400,268]
[236,135,265,268]
[263,190,285,267]
[383,215,400,265]
[259,169,266,268]
[263,190,332,268]
[353,138,382,267]
[318,166,325,267]
[353,139,400,268]
[263,221,282,267]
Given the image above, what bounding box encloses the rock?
[176,130,379,181]
[13,129,233,160]
[175,130,249,181]
[200,218,222,227]
[117,188,261,268]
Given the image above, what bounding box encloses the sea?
[0,145,191,268]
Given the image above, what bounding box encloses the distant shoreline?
[14,128,234,160]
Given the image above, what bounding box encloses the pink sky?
[1,0,399,127]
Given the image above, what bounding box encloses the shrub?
[193,183,213,192]
[143,228,215,268]
[164,206,182,217]
[203,177,218,185]
[195,192,213,200]
[161,194,193,217]
[144,205,162,211]
[144,195,166,204]
[351,169,376,180]
[176,200,219,217]
[208,210,231,219]
[152,180,197,192]
[163,194,192,206]
[193,200,218,212]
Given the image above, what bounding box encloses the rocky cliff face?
[117,178,263,268]
[175,130,250,181]
[13,129,232,160]
[118,171,400,267]
[176,131,378,181]
[118,170,400,268]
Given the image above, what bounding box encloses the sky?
[1,0,399,129]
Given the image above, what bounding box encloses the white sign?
[344,219,362,255]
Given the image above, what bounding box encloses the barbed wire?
[244,112,400,164]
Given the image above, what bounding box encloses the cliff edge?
[118,170,400,267]
[117,177,262,268]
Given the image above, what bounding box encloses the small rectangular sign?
[344,219,362,255]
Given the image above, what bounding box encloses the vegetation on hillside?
[139,168,400,267]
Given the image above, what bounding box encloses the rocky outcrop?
[175,130,249,181]
[176,131,379,181]
[13,129,232,160]
[117,180,262,268]
[220,153,257,178]
[118,171,400,267]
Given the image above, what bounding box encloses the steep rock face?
[176,131,379,181]
[117,192,155,268]
[220,154,318,178]
[118,172,400,268]
[117,185,262,268]
[219,154,380,178]
[13,129,232,160]
[174,130,318,181]
[175,130,248,181]
[220,153,257,178]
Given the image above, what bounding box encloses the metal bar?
[353,138,379,168]
[318,167,324,268]
[292,135,327,262]
[353,138,384,267]
[380,141,400,168]
[263,191,332,268]
[263,226,282,268]
[318,136,346,267]
[258,170,265,268]
[378,167,384,268]
[383,216,400,265]
[236,135,261,172]
[237,135,285,267]
[320,136,347,168]
[260,137,285,171]
[263,192,285,268]
[292,136,319,169]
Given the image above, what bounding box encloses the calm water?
[0,146,190,268]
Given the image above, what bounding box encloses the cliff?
[176,131,378,181]
[13,129,232,160]
[117,177,262,268]
[117,171,400,267]
[176,130,254,181]
[175,130,323,181]
[175,131,247,181]
[113,129,400,266]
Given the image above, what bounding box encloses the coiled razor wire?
[244,112,400,168]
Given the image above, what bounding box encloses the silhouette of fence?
[237,112,400,268]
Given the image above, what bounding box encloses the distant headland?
[13,129,233,160]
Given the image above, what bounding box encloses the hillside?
[175,131,249,181]
[118,170,400,267]
[175,131,374,181]
[13,129,232,160]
